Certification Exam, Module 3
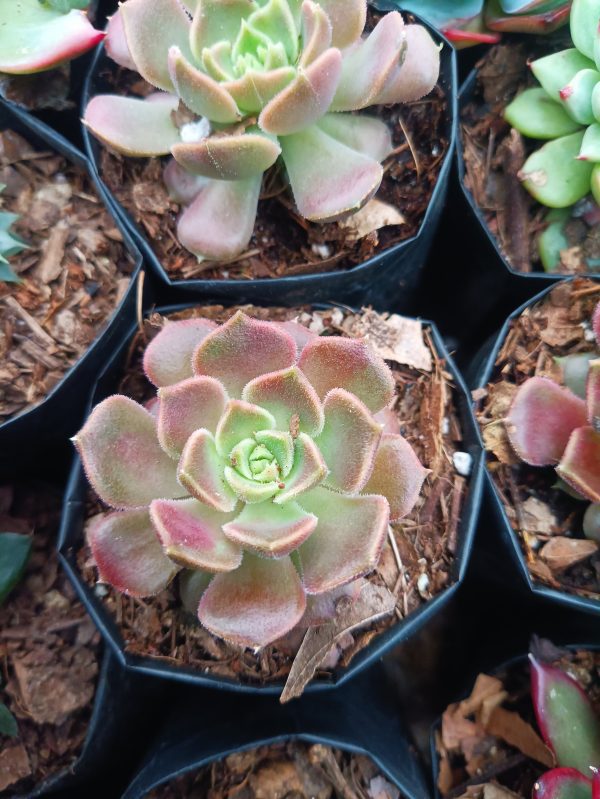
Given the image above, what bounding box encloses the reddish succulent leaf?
[258,48,342,136]
[105,9,136,70]
[298,487,389,593]
[177,174,262,261]
[242,366,324,436]
[150,498,241,572]
[593,772,600,799]
[75,396,183,509]
[317,113,392,162]
[120,0,193,91]
[316,0,366,48]
[171,132,281,180]
[593,301,600,347]
[193,311,296,398]
[0,4,104,75]
[556,426,600,503]
[364,433,429,522]
[273,433,328,504]
[143,318,217,388]
[84,93,180,157]
[299,1,332,67]
[272,321,317,355]
[222,500,317,557]
[373,405,401,436]
[167,45,241,122]
[316,388,382,493]
[198,552,306,647]
[506,377,588,466]
[531,656,600,774]
[372,24,440,105]
[178,429,237,513]
[87,509,178,597]
[163,159,208,205]
[157,377,228,458]
[214,399,275,457]
[586,358,600,425]
[298,336,395,413]
[533,768,592,799]
[301,578,366,626]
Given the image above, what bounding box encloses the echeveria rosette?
[0,1,104,75]
[73,311,428,649]
[530,654,600,798]
[82,0,440,261]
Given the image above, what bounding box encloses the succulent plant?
[73,311,428,649]
[0,1,104,75]
[401,1,569,47]
[83,0,440,261]
[530,653,600,798]
[506,300,600,538]
[0,187,27,283]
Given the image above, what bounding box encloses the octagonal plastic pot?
[80,5,456,312]
[121,663,429,799]
[473,277,600,617]
[58,298,483,694]
[0,99,144,474]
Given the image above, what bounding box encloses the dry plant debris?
[0,482,101,794]
[77,305,469,693]
[0,128,134,423]
[145,741,402,799]
[476,278,600,600]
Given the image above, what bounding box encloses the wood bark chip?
[540,537,599,571]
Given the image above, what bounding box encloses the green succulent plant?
[0,187,27,283]
[84,0,441,262]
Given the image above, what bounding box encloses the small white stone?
[584,326,596,342]
[453,451,472,476]
[311,243,332,259]
[417,572,429,596]
[94,582,109,598]
[442,417,450,435]
[331,307,344,326]
[180,118,211,143]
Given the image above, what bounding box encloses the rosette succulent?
[530,653,600,798]
[83,0,440,261]
[74,312,428,648]
[0,1,104,75]
[506,300,600,541]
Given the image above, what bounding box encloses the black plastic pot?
[121,663,429,799]
[80,6,456,312]
[429,641,600,799]
[58,298,484,694]
[0,99,144,476]
[473,278,600,617]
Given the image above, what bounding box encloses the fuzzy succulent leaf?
[0,0,104,74]
[531,656,600,774]
[556,426,600,501]
[0,533,32,606]
[143,318,217,387]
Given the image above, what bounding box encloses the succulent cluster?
[0,187,27,283]
[504,0,600,212]
[0,0,104,75]
[402,0,569,47]
[74,311,428,649]
[530,653,600,797]
[506,300,600,542]
[83,0,440,261]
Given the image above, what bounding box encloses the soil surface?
[0,128,135,424]
[0,482,101,795]
[77,304,470,691]
[476,278,600,601]
[436,640,600,798]
[461,36,600,275]
[145,740,403,799]
[94,11,449,281]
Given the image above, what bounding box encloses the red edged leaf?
[364,433,429,522]
[506,377,588,466]
[556,426,600,503]
[178,429,237,513]
[586,358,600,425]
[533,768,592,799]
[242,366,324,437]
[222,500,317,558]
[143,318,217,387]
[157,376,228,458]
[531,656,600,774]
[593,301,600,348]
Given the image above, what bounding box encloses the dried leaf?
[540,537,598,571]
[0,743,31,792]
[345,309,432,371]
[520,497,558,535]
[338,198,405,241]
[483,705,554,768]
[280,583,396,703]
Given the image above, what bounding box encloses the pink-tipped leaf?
[105,9,136,71]
[298,336,395,414]
[273,432,328,504]
[315,0,366,48]
[157,376,228,459]
[316,113,392,162]
[84,93,180,157]
[506,377,588,466]
[316,388,382,493]
[198,552,306,647]
[172,131,281,180]
[298,487,389,594]
[143,318,217,388]
[222,500,318,557]
[88,509,179,597]
[193,311,297,398]
[178,429,237,512]
[163,159,208,205]
[556,426,600,503]
[533,768,592,799]
[371,24,440,105]
[150,498,241,572]
[75,396,183,509]
[364,433,428,522]
[167,46,241,123]
[272,321,317,355]
[531,655,600,774]
[242,366,324,437]
[299,1,332,67]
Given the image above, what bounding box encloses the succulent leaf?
[533,768,592,799]
[273,432,328,504]
[143,318,217,388]
[105,9,136,70]
[371,24,441,106]
[570,0,600,59]
[172,131,282,180]
[0,704,18,738]
[556,425,600,501]
[558,68,600,126]
[157,376,228,458]
[582,501,600,540]
[0,533,32,606]
[586,357,600,423]
[316,114,392,162]
[222,500,317,557]
[520,132,593,207]
[531,656,600,774]
[178,428,238,512]
[364,434,430,522]
[556,352,596,397]
[299,1,332,67]
[504,88,583,139]
[532,50,596,101]
[167,46,242,122]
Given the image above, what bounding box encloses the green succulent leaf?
[520,131,593,207]
[505,88,582,139]
[42,0,90,11]
[0,533,32,606]
[570,0,600,59]
[532,49,596,102]
[0,201,27,283]
[538,207,571,271]
[0,703,18,738]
